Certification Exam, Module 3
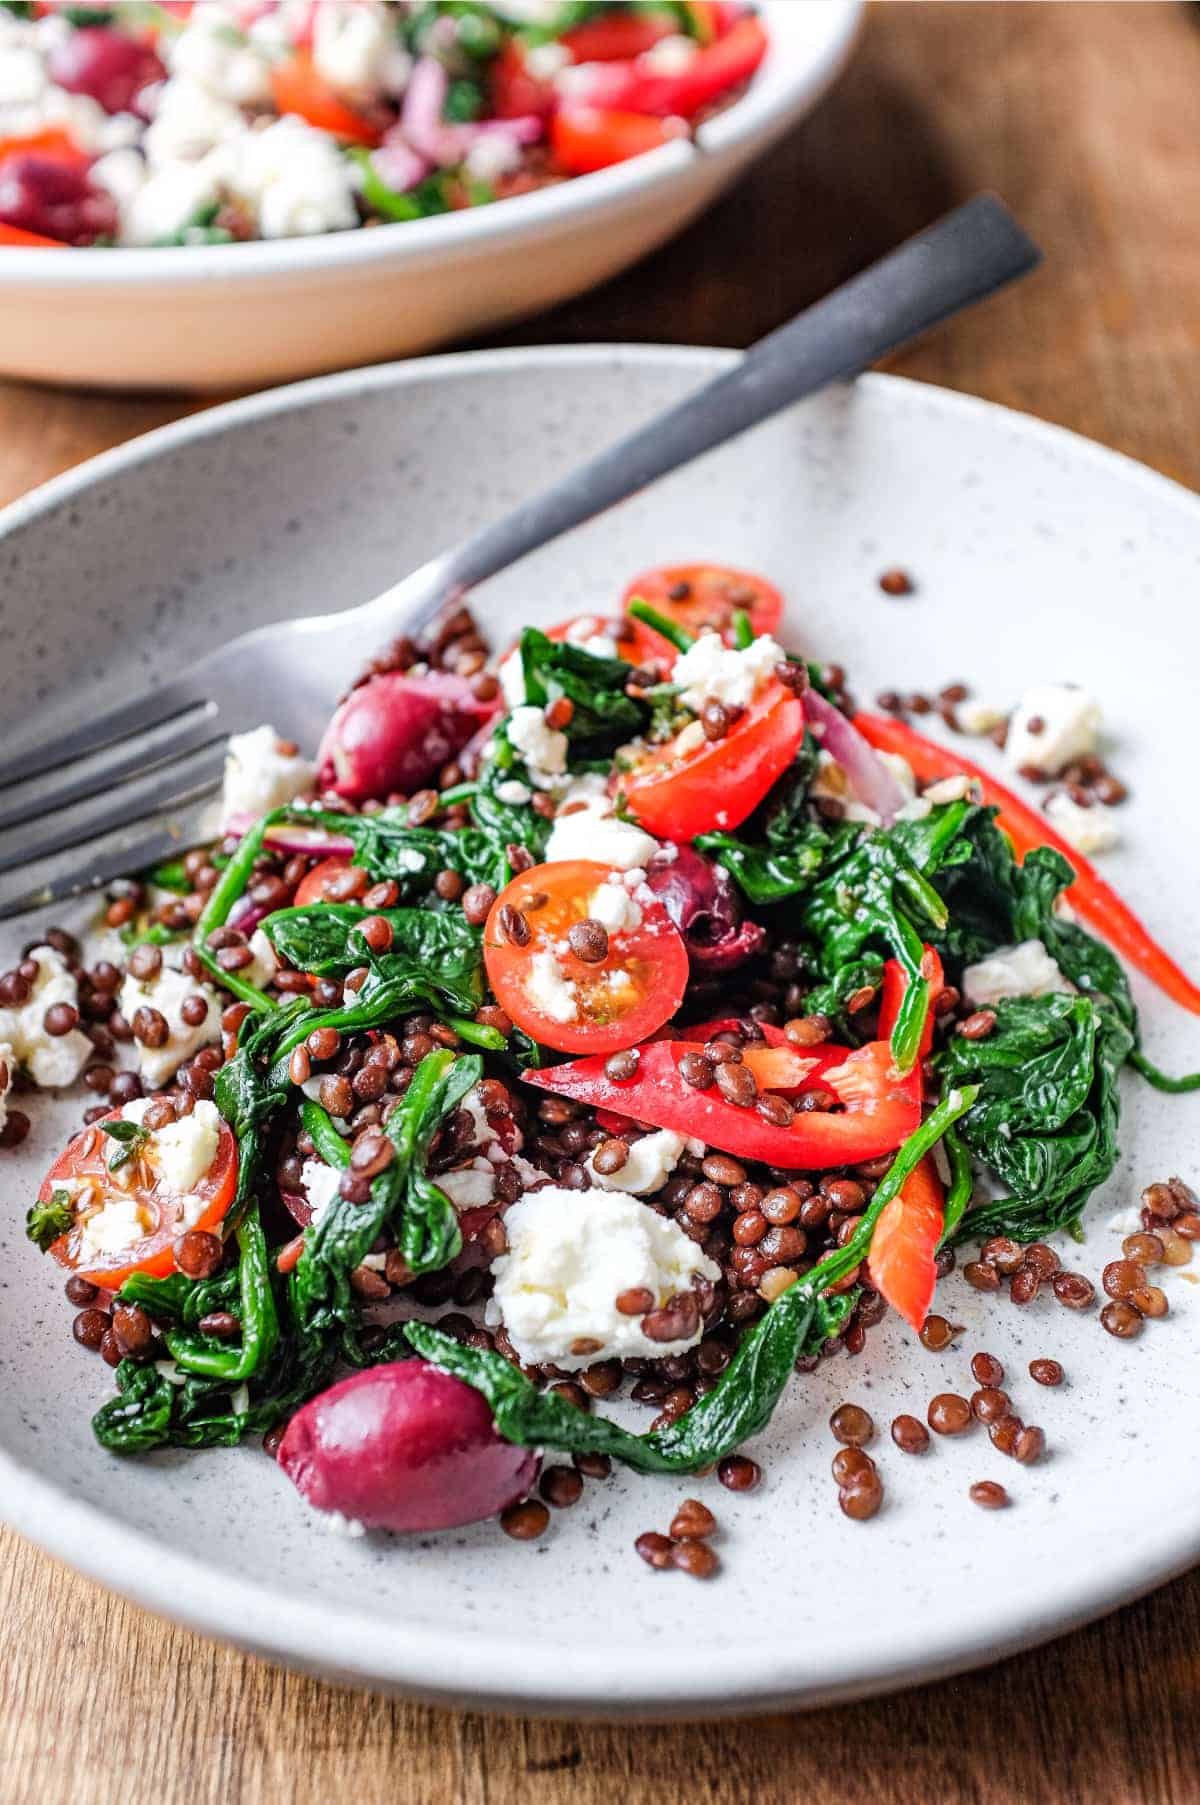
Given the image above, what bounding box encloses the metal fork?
[0,196,1039,920]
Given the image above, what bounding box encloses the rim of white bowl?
[2,343,1200,1714]
[0,0,862,289]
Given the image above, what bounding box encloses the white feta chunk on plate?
[220,722,316,829]
[588,881,642,936]
[143,72,245,166]
[77,1194,152,1263]
[243,927,280,990]
[300,1158,343,1229]
[121,1097,222,1194]
[962,939,1075,1009]
[485,1186,720,1370]
[506,705,569,788]
[1044,791,1121,856]
[585,1129,704,1198]
[1005,683,1101,777]
[119,966,222,1088]
[121,157,221,246]
[671,630,784,714]
[544,781,660,870]
[436,1158,497,1211]
[525,948,578,1023]
[0,946,91,1089]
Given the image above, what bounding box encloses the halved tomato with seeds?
[483,860,688,1055]
[620,678,804,840]
[621,563,785,663]
[40,1105,237,1289]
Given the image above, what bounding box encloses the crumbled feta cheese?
[90,146,149,214]
[209,112,359,237]
[585,1129,704,1197]
[0,946,91,1089]
[957,700,1008,736]
[525,40,571,81]
[121,157,220,245]
[507,706,568,787]
[962,939,1075,1008]
[119,966,222,1088]
[317,1509,367,1537]
[301,1157,342,1228]
[143,72,244,165]
[312,0,395,95]
[545,784,660,870]
[1044,791,1121,856]
[525,948,578,1023]
[167,2,273,107]
[121,1096,221,1194]
[671,631,784,715]
[0,1040,12,1136]
[495,779,532,806]
[641,33,698,73]
[1005,684,1101,777]
[588,881,642,936]
[220,723,316,829]
[243,927,280,990]
[77,1194,152,1263]
[464,130,524,186]
[485,1186,720,1369]
[437,1158,497,1211]
[924,774,976,805]
[562,616,620,661]
[497,648,526,709]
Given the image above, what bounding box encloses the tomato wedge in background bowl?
[484,860,688,1055]
[621,563,785,664]
[620,678,804,839]
[40,1107,237,1289]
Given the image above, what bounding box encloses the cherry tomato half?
[42,1106,237,1289]
[620,679,804,840]
[483,860,688,1055]
[621,562,785,663]
[293,856,358,907]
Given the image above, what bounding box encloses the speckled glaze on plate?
[1,348,1198,1717]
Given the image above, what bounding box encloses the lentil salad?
[0,1,768,249]
[9,563,1200,1552]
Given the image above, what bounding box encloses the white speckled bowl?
[1,347,1199,1716]
[0,0,860,392]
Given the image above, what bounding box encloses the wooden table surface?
[4,5,1200,1799]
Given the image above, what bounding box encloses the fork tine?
[0,804,216,922]
[0,709,226,835]
[0,743,226,876]
[0,678,211,792]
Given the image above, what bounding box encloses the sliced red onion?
[371,138,430,195]
[804,689,907,826]
[400,56,542,165]
[259,824,354,857]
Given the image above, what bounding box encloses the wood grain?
[3,5,1200,1799]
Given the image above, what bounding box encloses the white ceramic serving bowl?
[1,346,1199,1717]
[0,1,860,393]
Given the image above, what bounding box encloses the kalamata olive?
[0,154,117,246]
[316,671,500,803]
[278,1360,539,1532]
[47,27,165,117]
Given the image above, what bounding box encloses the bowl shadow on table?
[472,48,963,358]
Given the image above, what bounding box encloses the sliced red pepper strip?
[526,1036,921,1169]
[866,1153,944,1334]
[855,711,1200,1017]
[878,947,944,1061]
